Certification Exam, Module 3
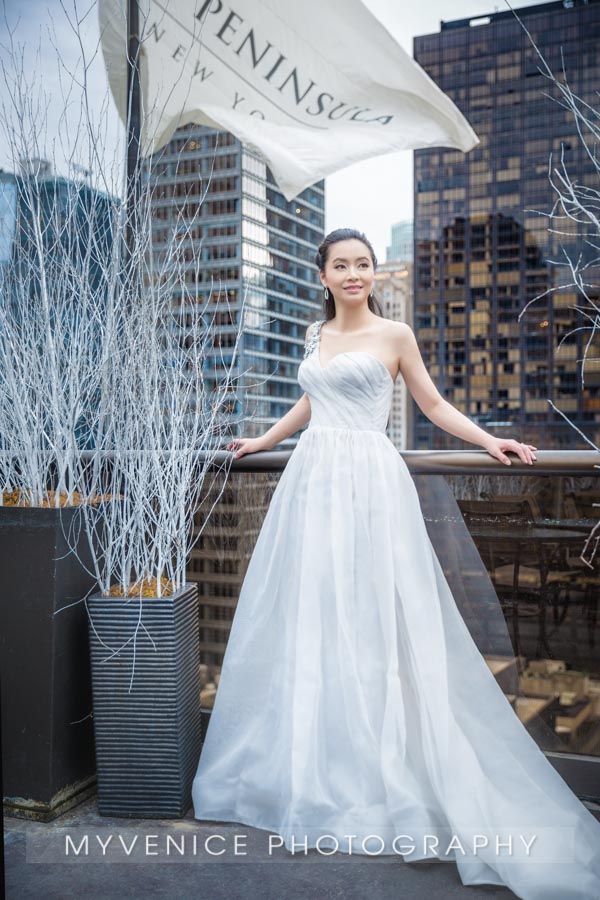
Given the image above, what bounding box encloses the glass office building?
[0,165,114,450]
[413,0,600,450]
[0,166,114,311]
[386,219,414,263]
[145,125,325,447]
[144,125,325,664]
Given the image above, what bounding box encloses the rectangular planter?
[200,707,212,743]
[0,505,98,821]
[87,582,202,818]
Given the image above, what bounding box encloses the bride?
[193,227,600,900]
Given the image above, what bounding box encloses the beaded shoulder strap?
[303,318,325,360]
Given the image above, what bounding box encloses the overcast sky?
[0,0,552,260]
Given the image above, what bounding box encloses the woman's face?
[320,238,375,306]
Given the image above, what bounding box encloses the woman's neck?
[329,309,377,333]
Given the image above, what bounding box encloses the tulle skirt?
[193,425,600,900]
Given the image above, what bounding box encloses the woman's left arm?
[397,324,537,467]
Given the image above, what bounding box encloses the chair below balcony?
[457,498,579,661]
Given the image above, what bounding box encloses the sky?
[0,0,552,260]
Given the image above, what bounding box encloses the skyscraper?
[145,125,325,666]
[0,163,115,450]
[145,124,325,448]
[375,261,413,450]
[413,0,600,450]
[386,219,414,264]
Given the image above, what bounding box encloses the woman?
[193,228,600,900]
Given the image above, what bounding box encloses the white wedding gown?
[193,318,600,900]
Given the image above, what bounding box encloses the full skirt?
[193,426,600,900]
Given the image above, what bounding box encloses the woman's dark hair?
[315,227,384,320]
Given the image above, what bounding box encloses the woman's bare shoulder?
[379,318,410,331]
[378,318,413,342]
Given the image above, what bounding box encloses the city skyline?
[413,0,600,450]
[0,0,553,260]
[144,124,325,444]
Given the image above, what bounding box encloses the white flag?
[99,0,479,200]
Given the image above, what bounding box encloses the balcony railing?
[194,448,600,801]
[208,447,599,473]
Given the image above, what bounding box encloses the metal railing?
[209,447,600,474]
[195,448,600,801]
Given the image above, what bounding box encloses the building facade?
[0,163,115,451]
[145,125,325,666]
[375,261,414,450]
[386,219,414,263]
[413,0,600,450]
[145,124,325,448]
[0,163,114,311]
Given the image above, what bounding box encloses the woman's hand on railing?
[482,437,538,466]
[226,437,270,459]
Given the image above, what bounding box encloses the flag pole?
[126,0,141,272]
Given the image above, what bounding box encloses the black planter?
[87,582,202,818]
[200,706,212,743]
[0,505,98,821]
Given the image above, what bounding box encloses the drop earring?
[324,287,330,300]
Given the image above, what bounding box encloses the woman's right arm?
[227,324,314,459]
